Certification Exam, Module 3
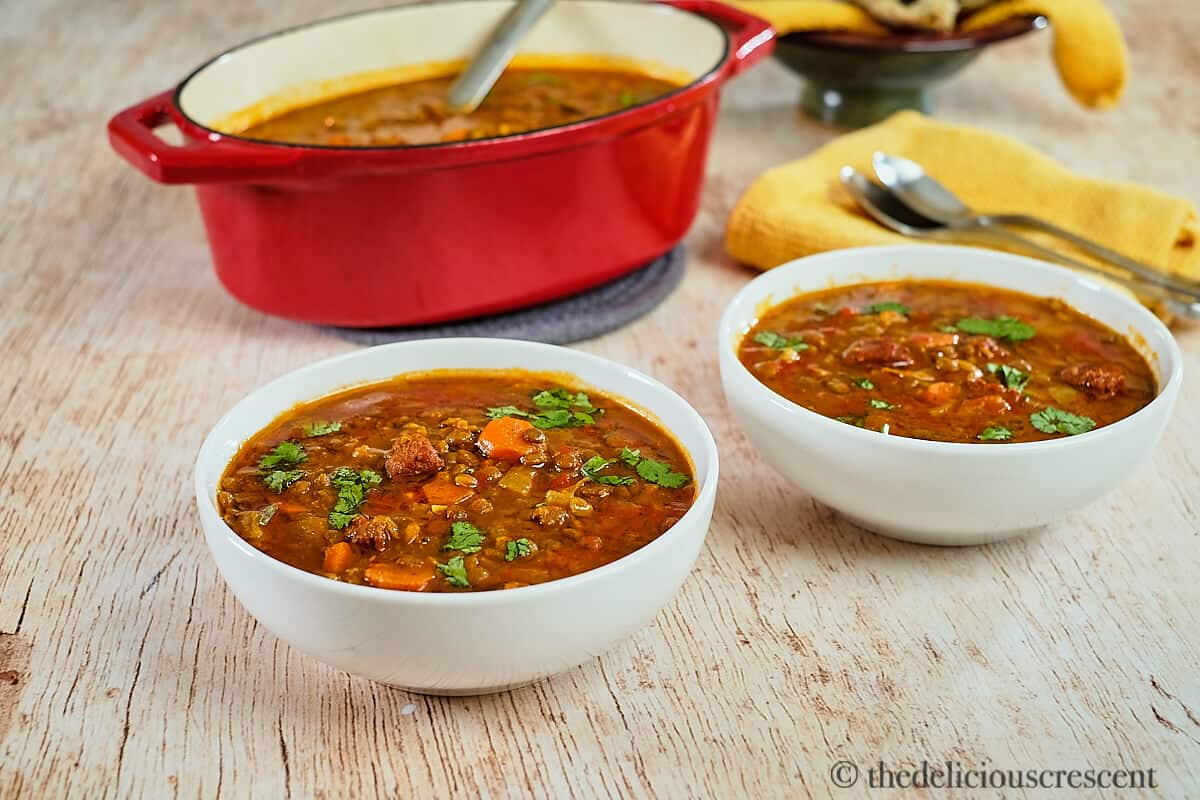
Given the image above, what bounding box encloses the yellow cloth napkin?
[736,0,1129,108]
[725,111,1200,288]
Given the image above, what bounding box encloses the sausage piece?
[841,338,914,367]
[385,433,444,478]
[1060,363,1126,398]
[963,336,1010,363]
[346,515,399,551]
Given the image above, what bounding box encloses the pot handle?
[666,0,775,77]
[107,90,302,184]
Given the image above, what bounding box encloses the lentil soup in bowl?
[195,339,718,694]
[718,245,1182,546]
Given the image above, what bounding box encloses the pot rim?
[171,0,732,155]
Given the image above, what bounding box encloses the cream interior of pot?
[178,0,728,128]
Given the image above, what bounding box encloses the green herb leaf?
[489,391,600,429]
[752,330,808,350]
[437,555,470,588]
[634,458,689,489]
[937,324,958,333]
[263,469,304,493]
[986,363,1030,393]
[618,89,637,107]
[302,420,342,437]
[259,441,306,470]
[836,415,866,427]
[616,447,689,488]
[581,456,636,486]
[444,521,486,554]
[863,301,910,315]
[868,398,895,410]
[977,425,1013,441]
[327,467,382,530]
[956,316,1036,341]
[258,504,279,525]
[531,388,598,413]
[853,377,875,390]
[505,538,535,562]
[1030,407,1096,436]
[525,72,562,87]
[486,405,529,420]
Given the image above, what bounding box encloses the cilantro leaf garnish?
[977,425,1013,441]
[532,388,598,414]
[937,324,958,333]
[258,504,279,525]
[486,405,527,420]
[581,455,636,486]
[1030,407,1096,436]
[505,538,535,562]
[868,398,895,410]
[618,89,637,107]
[259,441,306,471]
[302,420,342,437]
[263,469,304,493]
[444,521,486,554]
[853,377,875,390]
[986,363,1030,393]
[485,389,600,429]
[327,467,383,530]
[437,555,470,588]
[615,447,689,488]
[836,415,866,427]
[864,301,910,315]
[752,330,808,350]
[956,316,1036,341]
[635,459,690,489]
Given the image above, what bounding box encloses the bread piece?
[851,0,961,32]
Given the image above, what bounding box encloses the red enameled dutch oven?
[108,0,773,327]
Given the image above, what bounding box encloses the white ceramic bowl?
[718,245,1182,546]
[195,339,718,694]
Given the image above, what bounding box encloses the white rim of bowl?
[194,338,719,605]
[718,244,1184,454]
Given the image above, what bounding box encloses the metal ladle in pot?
[446,0,556,114]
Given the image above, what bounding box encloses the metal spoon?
[839,166,1200,319]
[446,0,555,114]
[872,151,1200,298]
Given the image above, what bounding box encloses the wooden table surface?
[2,0,1197,797]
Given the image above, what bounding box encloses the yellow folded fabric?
[735,0,1128,108]
[725,111,1200,292]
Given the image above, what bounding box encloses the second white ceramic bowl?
[718,245,1182,546]
[195,339,718,694]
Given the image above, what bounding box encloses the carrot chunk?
[478,417,536,461]
[363,562,437,592]
[421,477,474,506]
[322,541,356,573]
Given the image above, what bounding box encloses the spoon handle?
[962,223,1200,319]
[447,0,555,114]
[977,213,1200,298]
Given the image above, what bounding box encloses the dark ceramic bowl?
[775,15,1047,128]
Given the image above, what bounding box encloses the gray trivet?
[326,246,685,346]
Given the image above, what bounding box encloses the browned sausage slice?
[842,338,914,367]
[1060,363,1126,398]
[385,433,444,478]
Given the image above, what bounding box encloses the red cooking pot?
[108,0,773,327]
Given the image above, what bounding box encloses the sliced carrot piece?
[478,416,536,461]
[421,477,474,505]
[364,562,437,592]
[322,541,356,573]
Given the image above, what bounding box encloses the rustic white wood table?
[1,0,1197,796]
